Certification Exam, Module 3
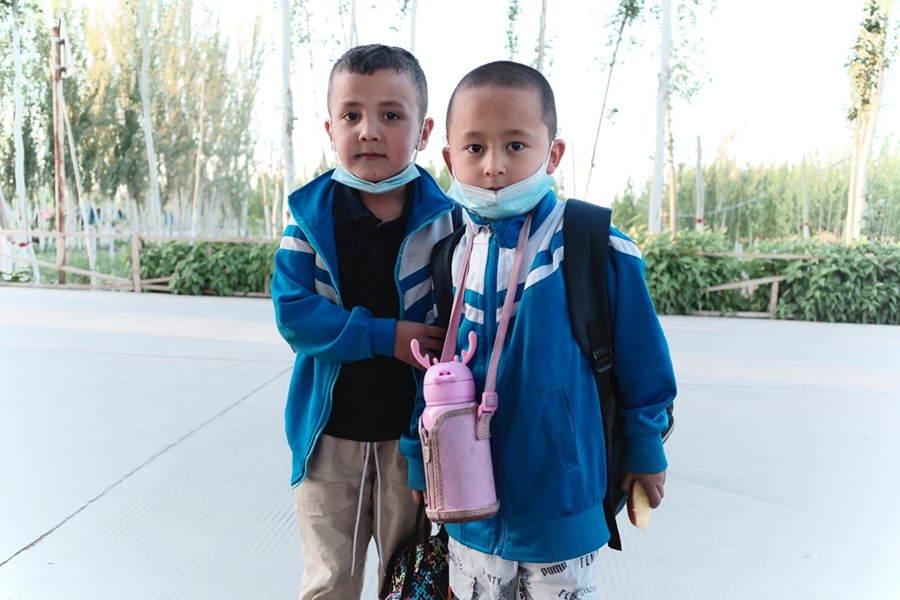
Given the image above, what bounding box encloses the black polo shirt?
[323,183,417,442]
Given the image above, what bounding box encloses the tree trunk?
[695,136,704,230]
[62,86,97,280]
[139,0,161,236]
[844,0,892,242]
[12,0,40,281]
[0,182,10,230]
[273,165,282,236]
[648,0,671,233]
[845,116,863,243]
[802,155,809,239]
[191,81,205,238]
[536,0,548,73]
[852,62,885,240]
[261,170,272,239]
[0,182,10,276]
[51,20,68,282]
[282,0,297,196]
[349,0,357,47]
[409,0,418,53]
[666,101,676,232]
[239,181,249,238]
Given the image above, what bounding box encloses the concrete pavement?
[1,288,898,599]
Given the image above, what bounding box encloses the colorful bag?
[381,502,450,600]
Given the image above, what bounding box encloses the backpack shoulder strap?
[563,199,624,550]
[563,200,611,367]
[432,225,466,328]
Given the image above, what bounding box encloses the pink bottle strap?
[440,227,476,363]
[483,214,532,397]
[437,215,533,440]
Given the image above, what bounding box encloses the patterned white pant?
[448,538,602,600]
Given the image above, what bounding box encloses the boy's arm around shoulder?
[271,232,395,363]
[608,228,676,477]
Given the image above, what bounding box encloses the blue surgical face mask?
[330,123,425,195]
[331,161,420,195]
[447,153,556,220]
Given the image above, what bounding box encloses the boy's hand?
[621,470,666,508]
[395,321,445,370]
[411,490,424,504]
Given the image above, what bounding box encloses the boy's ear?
[546,138,566,175]
[442,146,454,177]
[416,118,435,152]
[324,119,336,151]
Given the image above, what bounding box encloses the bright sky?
[188,1,900,204]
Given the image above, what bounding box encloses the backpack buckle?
[592,347,612,374]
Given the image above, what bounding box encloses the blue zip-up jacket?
[271,166,456,487]
[399,192,676,563]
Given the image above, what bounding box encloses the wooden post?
[131,232,142,293]
[768,279,781,317]
[51,20,67,283]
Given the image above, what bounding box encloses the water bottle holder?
[419,404,500,524]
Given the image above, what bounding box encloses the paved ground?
[0,288,898,600]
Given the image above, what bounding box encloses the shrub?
[130,241,278,296]
[628,228,900,324]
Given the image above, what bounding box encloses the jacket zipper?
[485,223,498,367]
[295,218,344,478]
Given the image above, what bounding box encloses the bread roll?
[627,481,651,530]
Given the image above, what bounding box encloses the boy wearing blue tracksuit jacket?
[271,45,456,600]
[399,62,676,599]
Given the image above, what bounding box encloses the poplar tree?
[845,0,895,242]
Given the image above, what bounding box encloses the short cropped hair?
[327,44,428,121]
[446,61,557,141]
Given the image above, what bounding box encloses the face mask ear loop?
[410,122,426,164]
[329,121,345,170]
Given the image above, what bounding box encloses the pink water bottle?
[411,331,500,523]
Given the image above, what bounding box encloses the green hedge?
[130,241,279,297]
[134,235,900,324]
[635,229,900,325]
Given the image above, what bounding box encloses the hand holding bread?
[621,470,666,530]
[627,481,651,529]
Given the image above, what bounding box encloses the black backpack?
[431,199,674,551]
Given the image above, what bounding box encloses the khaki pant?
[295,434,420,600]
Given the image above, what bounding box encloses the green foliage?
[506,0,520,59]
[32,243,131,284]
[612,147,900,243]
[630,228,900,324]
[634,227,750,315]
[0,265,32,282]
[776,242,900,325]
[124,231,900,325]
[131,240,278,296]
[424,161,451,192]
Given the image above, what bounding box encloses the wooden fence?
[1,230,817,311]
[0,229,273,297]
[693,250,816,319]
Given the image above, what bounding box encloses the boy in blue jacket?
[400,61,676,599]
[271,44,457,600]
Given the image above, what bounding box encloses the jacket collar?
[287,165,454,244]
[464,191,559,248]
